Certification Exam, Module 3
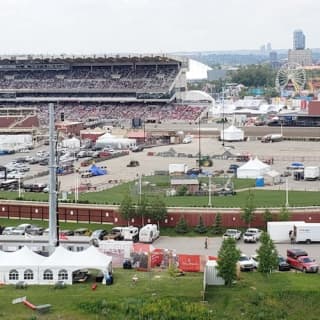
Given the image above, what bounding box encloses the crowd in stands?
[34,103,206,126]
[0,65,179,92]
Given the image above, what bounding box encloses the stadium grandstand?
[0,55,208,128]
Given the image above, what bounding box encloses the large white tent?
[0,246,112,285]
[237,157,271,179]
[96,133,136,150]
[0,246,46,284]
[220,125,244,141]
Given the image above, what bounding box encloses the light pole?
[208,174,212,207]
[285,177,289,207]
[198,119,201,171]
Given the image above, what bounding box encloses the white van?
[139,224,160,243]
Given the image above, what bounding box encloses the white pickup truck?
[222,229,242,241]
[243,228,262,243]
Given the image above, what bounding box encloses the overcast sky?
[0,0,318,55]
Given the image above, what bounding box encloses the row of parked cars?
[222,228,262,243]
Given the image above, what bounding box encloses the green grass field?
[1,175,320,208]
[0,270,319,319]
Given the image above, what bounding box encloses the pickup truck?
[222,229,242,240]
[286,248,319,273]
[243,228,262,243]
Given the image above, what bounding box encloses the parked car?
[2,226,16,235]
[90,229,109,241]
[59,230,74,236]
[74,228,91,236]
[286,248,319,273]
[11,223,32,235]
[238,254,255,271]
[131,145,144,152]
[243,228,262,243]
[278,255,291,271]
[251,254,259,269]
[213,188,236,196]
[222,229,242,240]
[27,225,45,236]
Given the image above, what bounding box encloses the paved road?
[153,236,320,263]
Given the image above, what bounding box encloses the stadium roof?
[186,59,212,80]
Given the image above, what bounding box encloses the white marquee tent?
[0,246,112,285]
[61,137,81,150]
[96,132,136,150]
[237,157,271,179]
[220,125,244,141]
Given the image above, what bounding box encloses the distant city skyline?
[0,0,319,55]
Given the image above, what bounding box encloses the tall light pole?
[285,177,289,207]
[208,174,212,207]
[198,118,201,172]
[222,87,225,147]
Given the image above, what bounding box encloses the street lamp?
[198,119,201,172]
[221,87,225,147]
[285,177,289,207]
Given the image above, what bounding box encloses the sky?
[0,0,319,55]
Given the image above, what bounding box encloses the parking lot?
[154,235,320,264]
[1,137,320,193]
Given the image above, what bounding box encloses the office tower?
[293,29,305,50]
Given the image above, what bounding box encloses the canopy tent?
[237,157,271,179]
[39,246,112,285]
[95,133,136,150]
[89,164,107,176]
[220,125,244,141]
[264,170,281,185]
[0,246,46,284]
[0,246,112,285]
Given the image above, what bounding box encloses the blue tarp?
[291,162,304,167]
[89,164,107,176]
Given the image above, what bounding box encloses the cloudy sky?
[0,0,318,55]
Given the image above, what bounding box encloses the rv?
[139,224,160,243]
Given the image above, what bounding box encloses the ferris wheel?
[275,63,306,93]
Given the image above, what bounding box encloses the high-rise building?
[293,29,305,50]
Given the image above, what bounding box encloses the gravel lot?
[1,137,320,192]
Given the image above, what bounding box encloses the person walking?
[204,237,208,249]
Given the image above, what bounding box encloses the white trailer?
[294,223,320,244]
[304,166,320,181]
[122,226,139,242]
[169,163,188,175]
[139,224,160,243]
[267,221,306,243]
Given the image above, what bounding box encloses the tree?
[217,237,241,287]
[175,216,188,234]
[256,231,278,275]
[136,193,149,226]
[279,205,291,221]
[262,208,273,227]
[177,185,188,196]
[211,212,223,235]
[194,215,207,234]
[148,196,167,229]
[119,192,136,225]
[241,190,256,227]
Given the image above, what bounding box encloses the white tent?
[96,134,136,150]
[220,125,244,141]
[237,157,271,179]
[39,246,112,285]
[0,246,112,285]
[61,137,81,149]
[0,246,46,284]
[264,170,281,185]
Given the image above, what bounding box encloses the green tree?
[256,231,278,275]
[241,190,256,227]
[279,205,291,221]
[194,215,207,234]
[175,216,189,234]
[211,212,223,235]
[119,192,136,225]
[217,237,241,287]
[148,196,167,229]
[177,185,188,196]
[262,208,273,227]
[136,193,149,226]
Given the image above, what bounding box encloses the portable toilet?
[255,176,264,187]
[204,260,225,286]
